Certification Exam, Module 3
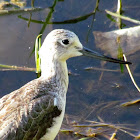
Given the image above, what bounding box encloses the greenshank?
[0,29,131,140]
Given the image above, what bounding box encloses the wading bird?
[0,29,131,140]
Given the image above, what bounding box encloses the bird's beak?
[79,47,131,64]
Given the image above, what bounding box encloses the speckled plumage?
[0,76,64,140]
[0,29,83,140]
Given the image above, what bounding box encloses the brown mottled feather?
[0,77,62,140]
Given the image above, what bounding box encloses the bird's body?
[0,29,71,140]
[0,29,131,140]
[0,70,66,140]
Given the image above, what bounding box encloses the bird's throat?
[41,59,69,92]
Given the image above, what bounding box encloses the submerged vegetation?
[0,0,140,139]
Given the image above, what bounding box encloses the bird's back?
[0,77,65,140]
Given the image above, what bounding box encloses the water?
[0,0,140,139]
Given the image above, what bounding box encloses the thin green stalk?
[86,0,100,42]
[35,34,42,77]
[105,10,140,24]
[117,37,124,72]
[0,64,35,71]
[116,0,122,29]
[29,0,58,57]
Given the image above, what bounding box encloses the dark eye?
[62,39,69,45]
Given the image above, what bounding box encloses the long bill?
[79,47,131,64]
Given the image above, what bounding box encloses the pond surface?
[0,0,140,139]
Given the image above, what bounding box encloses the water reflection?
[0,0,140,139]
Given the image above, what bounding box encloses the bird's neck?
[40,58,69,92]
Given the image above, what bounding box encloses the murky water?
[0,0,140,139]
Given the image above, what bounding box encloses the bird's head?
[40,29,83,61]
[40,29,131,64]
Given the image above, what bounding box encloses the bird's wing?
[0,79,62,140]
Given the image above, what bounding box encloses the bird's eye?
[62,39,69,45]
